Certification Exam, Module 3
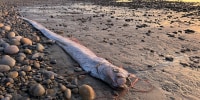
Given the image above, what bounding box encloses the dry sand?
[2,0,200,100]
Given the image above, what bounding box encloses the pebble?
[46,89,56,96]
[32,35,40,42]
[16,56,25,63]
[9,39,21,46]
[0,55,16,67]
[36,43,45,52]
[0,47,4,52]
[79,84,95,100]
[64,88,71,100]
[18,53,26,58]
[4,45,19,54]
[23,66,32,72]
[24,49,32,54]
[20,38,32,45]
[3,25,11,31]
[8,71,18,78]
[43,79,52,85]
[19,71,26,76]
[14,36,22,41]
[33,61,40,69]
[0,65,10,72]
[1,42,10,48]
[7,32,15,39]
[29,84,45,97]
[43,71,56,79]
[0,23,4,28]
[59,84,67,92]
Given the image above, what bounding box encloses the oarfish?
[21,17,136,89]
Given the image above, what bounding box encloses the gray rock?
[43,71,57,79]
[4,45,19,54]
[0,65,10,72]
[0,47,4,52]
[1,42,10,48]
[0,55,16,67]
[29,84,45,97]
[9,39,21,46]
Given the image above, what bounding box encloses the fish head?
[109,68,129,89]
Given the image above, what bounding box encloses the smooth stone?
[4,45,19,54]
[19,71,26,76]
[0,23,4,28]
[79,84,95,100]
[24,49,32,54]
[9,39,20,46]
[18,53,26,58]
[20,38,32,45]
[43,79,52,85]
[32,35,40,42]
[5,78,14,84]
[46,89,56,96]
[33,61,40,69]
[29,84,45,97]
[59,84,67,92]
[43,71,56,79]
[64,88,71,100]
[1,97,10,100]
[7,32,15,39]
[23,66,31,72]
[36,43,44,52]
[1,42,10,48]
[0,55,16,67]
[16,56,25,63]
[8,71,18,78]
[3,25,11,31]
[14,36,22,41]
[0,65,10,72]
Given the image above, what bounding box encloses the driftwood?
[21,17,137,89]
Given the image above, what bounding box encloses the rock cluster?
[0,4,96,100]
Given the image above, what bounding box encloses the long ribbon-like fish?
[21,17,136,89]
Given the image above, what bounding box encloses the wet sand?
[1,0,200,100]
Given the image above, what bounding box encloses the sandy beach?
[0,0,200,100]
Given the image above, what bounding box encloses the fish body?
[21,17,132,88]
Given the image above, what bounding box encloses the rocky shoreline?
[0,3,97,100]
